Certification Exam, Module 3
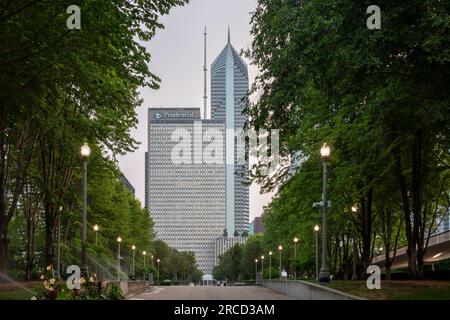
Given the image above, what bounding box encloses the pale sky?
[118,0,274,221]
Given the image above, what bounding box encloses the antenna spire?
[203,26,208,119]
[228,25,230,44]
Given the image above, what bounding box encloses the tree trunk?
[394,146,418,278]
[0,216,8,274]
[24,192,39,281]
[44,205,57,267]
[359,189,373,275]
[385,262,392,281]
[0,100,7,274]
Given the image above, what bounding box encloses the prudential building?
[146,31,249,275]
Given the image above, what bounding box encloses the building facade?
[146,32,250,274]
[121,174,135,195]
[251,216,265,234]
[146,108,226,274]
[214,236,248,266]
[438,209,450,234]
[210,31,249,236]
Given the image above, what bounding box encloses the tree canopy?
[245,0,450,278]
[0,0,189,277]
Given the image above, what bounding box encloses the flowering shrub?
[31,266,102,300]
[31,265,64,300]
[70,274,102,300]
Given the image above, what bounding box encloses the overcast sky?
[118,0,274,221]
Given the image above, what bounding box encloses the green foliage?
[150,240,203,283]
[214,235,266,282]
[0,0,189,275]
[245,0,450,279]
[103,284,124,300]
[160,279,172,286]
[263,268,280,280]
[32,265,103,300]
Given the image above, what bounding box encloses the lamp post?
[132,245,136,279]
[351,206,358,280]
[143,251,147,281]
[269,251,272,280]
[314,224,320,281]
[93,224,99,245]
[293,237,298,279]
[80,142,91,276]
[319,143,331,282]
[157,259,161,285]
[57,206,62,278]
[261,256,265,276]
[117,237,122,281]
[93,224,99,276]
[255,259,258,283]
[278,245,283,279]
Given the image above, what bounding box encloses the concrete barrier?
[262,280,366,300]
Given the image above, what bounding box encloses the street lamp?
[255,259,258,283]
[351,206,358,280]
[117,237,122,281]
[314,224,320,281]
[143,251,147,281]
[319,143,331,282]
[278,245,283,279]
[269,251,273,280]
[261,256,265,276]
[93,224,99,276]
[157,258,161,285]
[80,142,90,276]
[131,245,136,279]
[93,224,99,245]
[293,237,299,279]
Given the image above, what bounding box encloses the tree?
[0,0,189,273]
[240,235,263,280]
[246,0,450,279]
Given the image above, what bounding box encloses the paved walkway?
[130,285,293,300]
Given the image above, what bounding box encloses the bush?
[159,279,172,286]
[103,284,124,300]
[263,268,280,280]
[31,265,103,300]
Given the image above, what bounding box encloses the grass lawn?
[0,282,41,300]
[326,280,450,300]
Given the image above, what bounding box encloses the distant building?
[145,30,250,274]
[145,152,148,208]
[214,236,248,265]
[210,29,249,236]
[251,217,264,234]
[121,174,135,194]
[249,223,254,236]
[146,107,226,274]
[438,209,450,234]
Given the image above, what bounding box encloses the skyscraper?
[211,29,249,235]
[146,108,226,274]
[146,30,250,274]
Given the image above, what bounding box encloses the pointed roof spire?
[228,25,231,44]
